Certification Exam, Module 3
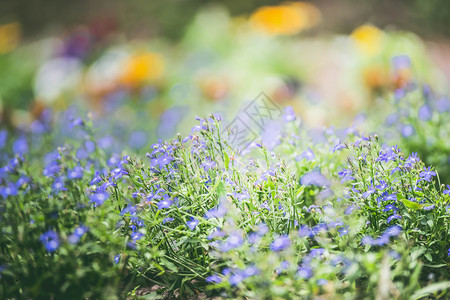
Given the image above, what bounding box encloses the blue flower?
[206,274,222,284]
[310,248,325,258]
[90,171,102,186]
[13,137,28,155]
[270,235,291,251]
[283,106,296,122]
[419,167,436,182]
[317,279,328,286]
[220,232,244,252]
[443,185,450,195]
[40,230,59,252]
[338,168,354,183]
[242,266,260,278]
[229,272,244,286]
[89,191,109,207]
[131,232,144,241]
[205,202,227,219]
[361,236,374,246]
[186,218,199,230]
[338,226,349,236]
[401,124,415,138]
[385,225,402,237]
[0,182,18,198]
[297,266,313,279]
[332,140,346,153]
[157,199,173,210]
[418,104,432,121]
[52,178,67,194]
[0,130,7,149]
[383,204,398,212]
[300,170,330,187]
[387,213,402,223]
[114,254,120,264]
[298,225,314,238]
[162,217,174,224]
[423,204,435,211]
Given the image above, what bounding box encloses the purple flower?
[242,266,260,278]
[276,261,290,274]
[423,204,435,211]
[200,159,216,172]
[13,137,28,155]
[206,274,222,284]
[0,130,7,149]
[338,226,349,236]
[310,248,325,257]
[186,218,199,230]
[338,168,354,183]
[270,235,291,251]
[435,97,450,113]
[157,200,173,210]
[0,182,18,198]
[163,217,174,224]
[387,213,402,223]
[90,191,109,207]
[361,236,374,246]
[401,124,415,138]
[301,170,330,187]
[229,272,244,286]
[205,203,227,219]
[40,230,59,252]
[419,167,436,182]
[297,266,313,279]
[392,55,411,71]
[283,106,296,122]
[90,171,102,186]
[418,104,432,121]
[220,232,244,252]
[298,148,315,161]
[68,166,84,180]
[317,279,328,286]
[362,186,376,199]
[385,225,402,237]
[333,140,346,153]
[383,204,398,212]
[114,254,120,264]
[298,225,314,238]
[131,232,144,241]
[443,185,450,195]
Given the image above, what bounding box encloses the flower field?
[0,3,450,300]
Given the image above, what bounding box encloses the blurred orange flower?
[249,2,321,35]
[0,22,21,54]
[120,52,165,88]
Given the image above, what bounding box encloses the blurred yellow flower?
[0,22,21,54]
[351,24,383,55]
[120,52,165,87]
[249,2,321,35]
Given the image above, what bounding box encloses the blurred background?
[1,0,450,150]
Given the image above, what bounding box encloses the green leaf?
[216,181,227,198]
[410,281,450,299]
[223,151,230,169]
[411,246,426,261]
[401,199,423,210]
[160,258,178,273]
